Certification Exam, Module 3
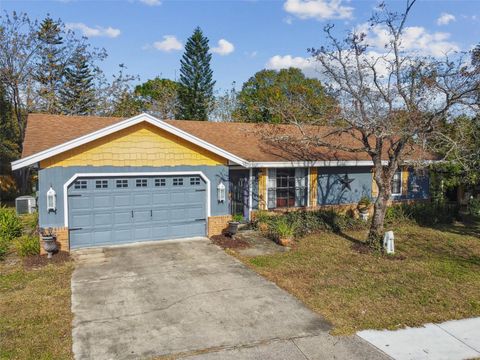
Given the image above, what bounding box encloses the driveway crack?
[73,284,271,326]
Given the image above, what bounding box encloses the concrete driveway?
[71,239,388,360]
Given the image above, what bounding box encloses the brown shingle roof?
[21,113,435,163]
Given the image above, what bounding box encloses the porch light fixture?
[46,186,56,212]
[217,182,226,203]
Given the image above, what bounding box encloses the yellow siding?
[258,168,267,210]
[401,166,409,196]
[309,167,318,207]
[40,122,227,168]
[371,170,378,198]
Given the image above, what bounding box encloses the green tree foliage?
[35,16,64,114]
[0,84,19,174]
[59,49,96,115]
[110,92,143,118]
[135,78,180,119]
[234,67,335,124]
[432,116,480,188]
[177,27,215,120]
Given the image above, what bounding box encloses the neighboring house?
[12,113,432,251]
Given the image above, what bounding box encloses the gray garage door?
[68,175,207,249]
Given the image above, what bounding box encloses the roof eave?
[11,113,249,171]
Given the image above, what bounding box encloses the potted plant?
[40,227,57,259]
[357,196,372,217]
[227,214,243,236]
[274,217,295,246]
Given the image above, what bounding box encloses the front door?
[230,170,250,220]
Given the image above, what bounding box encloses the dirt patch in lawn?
[238,222,480,335]
[23,251,72,269]
[210,234,251,249]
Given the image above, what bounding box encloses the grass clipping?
[241,223,480,335]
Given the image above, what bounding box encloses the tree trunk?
[367,191,389,250]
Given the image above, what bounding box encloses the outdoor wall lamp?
[46,186,56,212]
[217,182,226,203]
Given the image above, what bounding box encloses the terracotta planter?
[257,222,269,233]
[277,237,292,246]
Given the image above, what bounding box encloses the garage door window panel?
[95,180,108,189]
[136,179,148,187]
[74,180,88,189]
[116,179,128,188]
[173,178,184,186]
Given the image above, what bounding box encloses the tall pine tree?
[36,16,65,114]
[60,49,96,115]
[177,27,215,120]
[0,84,19,174]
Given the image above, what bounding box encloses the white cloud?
[267,55,312,70]
[139,0,161,5]
[152,35,183,52]
[66,23,121,38]
[437,12,456,25]
[211,39,235,55]
[357,23,459,57]
[283,0,353,21]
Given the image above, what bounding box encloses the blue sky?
[2,0,479,92]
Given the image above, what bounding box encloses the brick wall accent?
[39,227,69,254]
[208,215,232,237]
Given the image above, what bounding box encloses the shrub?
[20,211,39,236]
[252,209,367,241]
[468,197,480,217]
[231,214,244,223]
[0,207,22,243]
[14,235,40,257]
[385,202,459,226]
[0,240,8,259]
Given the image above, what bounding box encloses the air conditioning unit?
[15,196,36,215]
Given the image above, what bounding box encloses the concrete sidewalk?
[358,317,480,360]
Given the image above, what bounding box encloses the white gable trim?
[11,113,249,170]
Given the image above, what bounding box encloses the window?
[95,180,108,189]
[155,178,166,187]
[267,168,307,209]
[116,179,128,188]
[136,178,147,187]
[190,177,201,186]
[74,180,87,189]
[391,171,402,195]
[173,178,183,186]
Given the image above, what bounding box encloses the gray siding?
[317,167,373,205]
[38,165,229,228]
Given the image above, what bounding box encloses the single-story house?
[12,113,432,251]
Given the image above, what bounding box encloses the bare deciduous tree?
[270,1,479,249]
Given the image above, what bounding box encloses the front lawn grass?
[239,222,480,335]
[0,255,74,359]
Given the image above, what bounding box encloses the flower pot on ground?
[273,218,295,247]
[357,196,372,220]
[40,227,58,259]
[227,214,243,236]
